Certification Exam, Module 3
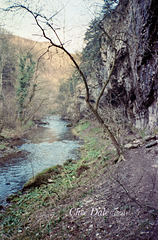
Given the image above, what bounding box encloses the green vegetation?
[0,143,6,151]
[81,18,102,79]
[59,71,80,99]
[74,119,90,134]
[0,119,114,239]
[16,53,36,123]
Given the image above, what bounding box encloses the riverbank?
[0,119,158,239]
[0,120,48,159]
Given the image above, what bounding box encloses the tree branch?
[3,3,122,157]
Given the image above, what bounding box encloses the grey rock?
[145,141,157,148]
[124,143,139,149]
[133,139,142,145]
[145,135,156,142]
[155,149,158,155]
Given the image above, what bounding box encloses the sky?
[0,0,104,52]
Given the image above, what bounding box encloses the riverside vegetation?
[0,119,158,239]
[0,119,117,239]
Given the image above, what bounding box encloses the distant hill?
[9,35,76,115]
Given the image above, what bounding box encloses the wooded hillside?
[0,32,74,136]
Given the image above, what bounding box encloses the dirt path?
[55,143,158,239]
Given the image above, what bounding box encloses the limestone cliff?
[100,0,157,129]
[66,0,157,130]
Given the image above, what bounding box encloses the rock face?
[66,0,157,129]
[100,0,157,129]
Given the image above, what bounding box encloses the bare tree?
[0,30,16,134]
[2,1,124,160]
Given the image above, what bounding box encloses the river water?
[0,115,82,205]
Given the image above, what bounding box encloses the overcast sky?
[0,0,104,52]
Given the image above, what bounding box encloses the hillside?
[9,35,75,115]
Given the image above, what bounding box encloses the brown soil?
[50,143,158,239]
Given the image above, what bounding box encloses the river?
[0,115,82,205]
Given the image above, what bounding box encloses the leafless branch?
[3,2,122,156]
[23,98,46,124]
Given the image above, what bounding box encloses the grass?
[0,119,114,239]
[73,119,90,134]
[0,144,7,151]
[22,121,34,131]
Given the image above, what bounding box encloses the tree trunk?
[86,101,121,156]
